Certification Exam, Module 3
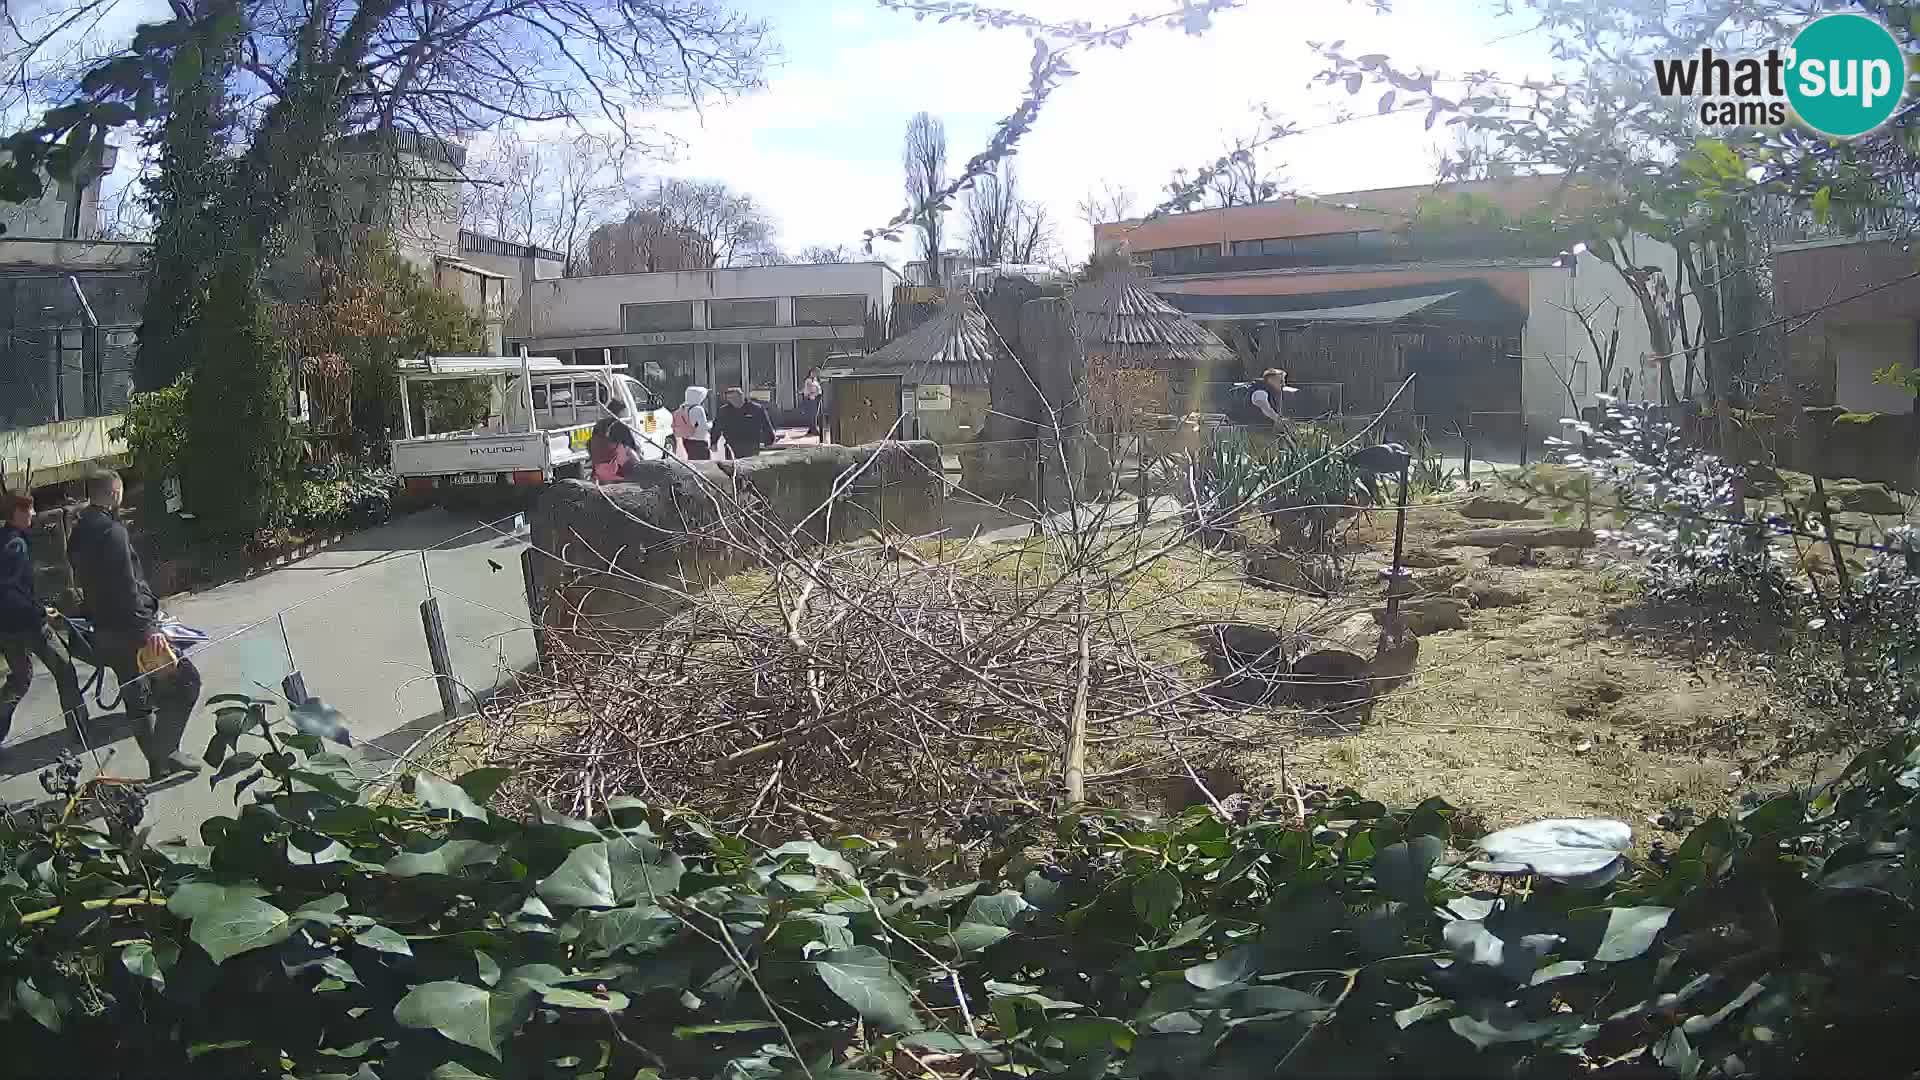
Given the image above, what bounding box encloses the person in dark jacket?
[1,494,88,753]
[712,386,777,459]
[67,470,201,781]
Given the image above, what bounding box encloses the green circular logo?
[1786,13,1908,139]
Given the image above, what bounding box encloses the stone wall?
[529,441,945,634]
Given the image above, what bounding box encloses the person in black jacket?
[67,470,201,781]
[1,494,88,753]
[712,386,777,459]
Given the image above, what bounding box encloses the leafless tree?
[902,111,948,284]
[962,162,1054,265]
[463,130,622,272]
[1076,180,1136,230]
[638,177,781,268]
[796,243,858,264]
[1164,136,1280,210]
[1432,126,1521,183]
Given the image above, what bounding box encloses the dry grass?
[474,466,1822,847]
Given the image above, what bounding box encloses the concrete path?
[0,507,536,839]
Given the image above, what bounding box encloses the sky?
[628,0,1561,264]
[18,0,1566,262]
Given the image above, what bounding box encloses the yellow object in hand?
[136,634,179,677]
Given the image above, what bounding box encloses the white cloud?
[628,0,1559,263]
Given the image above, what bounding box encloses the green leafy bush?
[111,374,193,488]
[1,693,1913,1078]
[1186,426,1377,550]
[283,461,396,531]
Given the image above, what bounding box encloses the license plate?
[570,428,591,450]
[449,472,499,486]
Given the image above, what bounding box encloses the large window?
[747,342,777,402]
[793,294,867,327]
[708,297,777,329]
[1228,230,1389,260]
[622,301,697,333]
[628,344,697,405]
[796,338,846,375]
[1147,244,1220,275]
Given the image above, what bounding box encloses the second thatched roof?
[1070,270,1234,368]
[855,289,999,386]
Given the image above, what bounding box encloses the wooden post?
[1032,452,1047,536]
[521,548,548,669]
[1136,431,1150,527]
[1021,297,1084,499]
[419,597,463,720]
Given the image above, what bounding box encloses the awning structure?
[433,256,509,281]
[1158,278,1527,327]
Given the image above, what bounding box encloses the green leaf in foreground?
[1373,836,1444,903]
[385,840,502,878]
[814,946,920,1031]
[536,840,684,908]
[188,895,294,964]
[1590,905,1673,962]
[412,773,490,820]
[1132,870,1182,930]
[393,980,532,1060]
[120,940,177,991]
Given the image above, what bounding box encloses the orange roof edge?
[1094,175,1586,250]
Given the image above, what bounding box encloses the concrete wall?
[0,148,116,240]
[1775,236,1920,409]
[1519,234,1685,442]
[529,440,945,634]
[908,385,989,445]
[1830,321,1917,414]
[0,238,146,268]
[523,262,893,342]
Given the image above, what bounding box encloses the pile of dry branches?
[482,543,1251,834]
[464,442,1363,836]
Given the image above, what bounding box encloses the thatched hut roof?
[1070,270,1235,368]
[856,289,998,386]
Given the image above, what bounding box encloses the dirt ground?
[475,464,1849,847]
[1220,488,1808,847]
[957,478,1817,849]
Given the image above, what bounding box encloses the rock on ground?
[1458,496,1546,521]
[1248,547,1342,595]
[1488,544,1534,566]
[1372,597,1467,635]
[1826,480,1905,517]
[1452,573,1531,608]
[1401,549,1461,568]
[1437,526,1597,550]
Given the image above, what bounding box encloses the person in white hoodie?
[671,386,713,460]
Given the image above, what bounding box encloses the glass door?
[711,344,744,394]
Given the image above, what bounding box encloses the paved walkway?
[0,507,536,839]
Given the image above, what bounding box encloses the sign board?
[750,388,773,403]
[913,383,953,412]
[820,366,858,379]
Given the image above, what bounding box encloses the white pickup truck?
[391,356,673,494]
